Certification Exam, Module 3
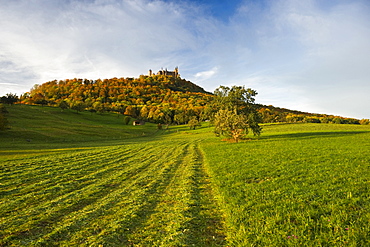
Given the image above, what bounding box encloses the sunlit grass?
[0,129,224,246]
[1,105,370,246]
[202,123,370,246]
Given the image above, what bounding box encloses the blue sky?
[1,0,370,119]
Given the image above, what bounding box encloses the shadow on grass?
[264,131,368,140]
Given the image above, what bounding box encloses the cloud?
[0,0,209,93]
[211,0,370,118]
[194,67,218,81]
[0,0,369,118]
[272,0,370,118]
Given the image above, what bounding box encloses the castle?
[149,67,179,78]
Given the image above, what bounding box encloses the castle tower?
[149,69,152,76]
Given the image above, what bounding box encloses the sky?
[1,0,369,119]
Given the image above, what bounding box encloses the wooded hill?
[16,75,367,125]
[20,75,213,124]
[257,104,366,125]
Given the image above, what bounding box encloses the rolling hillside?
[0,105,159,154]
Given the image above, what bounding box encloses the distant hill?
[256,104,362,124]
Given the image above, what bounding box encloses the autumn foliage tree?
[359,119,370,125]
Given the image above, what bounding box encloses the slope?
[0,105,160,154]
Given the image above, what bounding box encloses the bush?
[123,116,131,125]
[333,117,343,124]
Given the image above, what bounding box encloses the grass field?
[202,123,370,246]
[1,105,370,246]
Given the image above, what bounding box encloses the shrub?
[123,116,131,125]
[359,119,370,125]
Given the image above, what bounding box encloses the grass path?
[0,136,226,246]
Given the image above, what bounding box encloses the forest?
[18,75,212,125]
[1,74,368,126]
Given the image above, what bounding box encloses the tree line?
[257,105,365,125]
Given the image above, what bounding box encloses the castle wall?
[149,67,179,77]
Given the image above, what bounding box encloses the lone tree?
[212,85,261,142]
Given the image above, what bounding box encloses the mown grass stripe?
[0,147,126,190]
[122,143,193,246]
[1,144,173,244]
[81,142,191,246]
[1,141,190,245]
[122,142,226,246]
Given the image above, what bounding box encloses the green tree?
[188,116,201,130]
[58,100,69,111]
[162,107,173,126]
[92,101,104,114]
[333,117,343,124]
[174,111,187,125]
[213,85,257,113]
[70,101,85,112]
[214,109,249,142]
[212,86,261,142]
[0,93,19,105]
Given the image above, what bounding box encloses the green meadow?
[1,105,370,246]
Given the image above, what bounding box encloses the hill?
[256,104,363,124]
[0,104,164,153]
[19,75,212,125]
[10,74,366,125]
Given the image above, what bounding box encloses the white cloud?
[0,0,208,93]
[275,0,370,118]
[210,0,370,118]
[194,67,218,80]
[0,0,369,118]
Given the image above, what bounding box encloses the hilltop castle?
[149,67,179,78]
